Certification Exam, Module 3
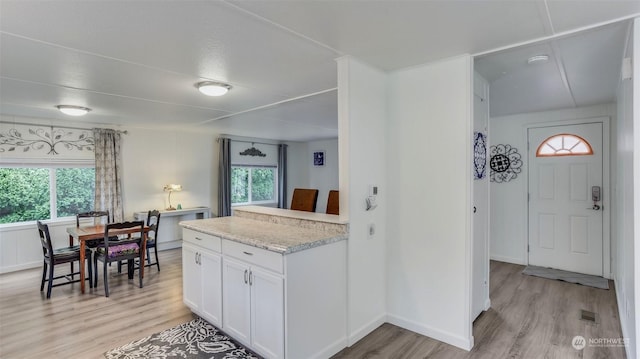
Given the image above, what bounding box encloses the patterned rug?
[105,317,261,359]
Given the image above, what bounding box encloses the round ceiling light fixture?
[56,105,91,116]
[527,55,549,65]
[196,81,232,96]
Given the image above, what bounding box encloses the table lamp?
[163,184,182,210]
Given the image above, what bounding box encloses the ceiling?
[0,1,638,142]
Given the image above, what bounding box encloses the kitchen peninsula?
[179,206,349,359]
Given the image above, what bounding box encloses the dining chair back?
[76,210,110,227]
[290,188,319,212]
[37,220,92,298]
[93,221,145,297]
[144,210,161,271]
[326,190,340,215]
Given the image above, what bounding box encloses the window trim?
[535,133,594,157]
[230,165,278,206]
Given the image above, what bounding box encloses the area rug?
[522,265,609,290]
[105,317,261,359]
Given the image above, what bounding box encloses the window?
[231,166,277,205]
[0,165,95,224]
[536,134,593,157]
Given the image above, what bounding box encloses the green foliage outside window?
[56,168,95,217]
[0,168,50,224]
[231,166,276,204]
[231,167,249,203]
[251,168,274,201]
[0,167,95,224]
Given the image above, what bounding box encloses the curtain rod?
[217,138,281,147]
[0,121,128,134]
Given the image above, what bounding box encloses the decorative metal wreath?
[473,132,487,180]
[490,144,523,183]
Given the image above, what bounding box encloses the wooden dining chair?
[93,221,145,297]
[37,221,93,299]
[290,188,319,212]
[129,210,161,272]
[326,190,339,215]
[75,210,117,277]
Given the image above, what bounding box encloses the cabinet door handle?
[198,253,201,265]
[244,269,248,284]
[243,251,254,256]
[195,237,203,241]
[249,271,253,286]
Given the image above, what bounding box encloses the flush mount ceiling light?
[527,55,549,65]
[57,105,91,116]
[196,81,232,96]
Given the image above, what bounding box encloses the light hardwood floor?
[333,261,626,359]
[0,252,625,359]
[0,249,193,358]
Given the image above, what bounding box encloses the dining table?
[66,224,149,294]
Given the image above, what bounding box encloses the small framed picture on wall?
[313,151,325,166]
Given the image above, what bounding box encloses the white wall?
[308,138,339,213]
[472,72,491,319]
[337,56,388,345]
[122,127,216,215]
[489,104,616,265]
[614,18,638,359]
[386,55,474,350]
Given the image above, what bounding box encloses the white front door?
[528,122,603,276]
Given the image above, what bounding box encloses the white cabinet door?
[222,257,251,346]
[201,250,222,327]
[250,267,284,359]
[182,243,201,310]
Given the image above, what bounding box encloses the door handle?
[249,271,253,286]
[244,269,248,284]
[587,204,601,210]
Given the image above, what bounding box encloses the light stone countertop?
[180,216,348,254]
[233,205,348,224]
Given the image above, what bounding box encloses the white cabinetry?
[223,242,284,359]
[181,226,347,359]
[182,229,222,327]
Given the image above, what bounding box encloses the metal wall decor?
[473,131,487,180]
[0,124,94,155]
[490,144,523,183]
[239,146,266,157]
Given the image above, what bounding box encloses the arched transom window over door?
[536,133,594,157]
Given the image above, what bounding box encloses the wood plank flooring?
[333,261,626,359]
[0,252,626,359]
[0,249,193,358]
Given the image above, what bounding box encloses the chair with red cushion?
[93,221,145,297]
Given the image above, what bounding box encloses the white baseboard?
[387,313,474,351]
[614,279,633,359]
[158,240,182,251]
[0,260,41,274]
[490,254,525,265]
[348,313,386,346]
[310,336,348,359]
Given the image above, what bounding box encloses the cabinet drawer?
[183,228,221,252]
[222,240,283,274]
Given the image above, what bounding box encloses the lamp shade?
[163,184,182,192]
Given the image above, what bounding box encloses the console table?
[134,207,211,250]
